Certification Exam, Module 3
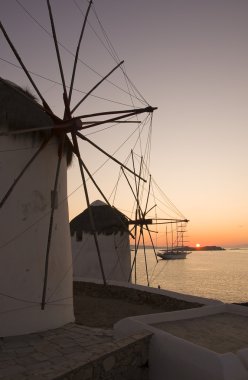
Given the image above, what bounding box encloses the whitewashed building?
[0,78,74,336]
[71,200,131,283]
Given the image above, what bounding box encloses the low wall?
[73,280,203,311]
[114,304,248,380]
[57,331,151,380]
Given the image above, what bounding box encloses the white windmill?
[0,1,158,336]
[70,199,131,283]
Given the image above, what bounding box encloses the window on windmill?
[76,230,82,241]
[51,190,58,209]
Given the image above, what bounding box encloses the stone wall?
[57,331,151,380]
[73,281,202,311]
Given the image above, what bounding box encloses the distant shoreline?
[132,245,226,251]
[187,246,225,251]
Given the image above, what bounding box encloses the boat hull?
[157,250,191,260]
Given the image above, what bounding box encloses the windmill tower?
[71,200,131,283]
[0,1,157,336]
[0,79,75,336]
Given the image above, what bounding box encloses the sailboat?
[157,222,191,260]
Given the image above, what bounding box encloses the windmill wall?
[72,231,131,283]
[0,135,74,336]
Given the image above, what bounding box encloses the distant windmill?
[0,1,157,336]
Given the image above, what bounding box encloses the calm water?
[133,249,248,303]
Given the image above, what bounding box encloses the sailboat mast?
[166,224,168,251]
[171,222,174,250]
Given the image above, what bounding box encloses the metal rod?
[41,135,65,309]
[71,132,107,285]
[0,22,52,113]
[71,60,124,114]
[0,137,51,208]
[68,0,93,104]
[76,132,146,182]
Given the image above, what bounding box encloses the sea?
[133,248,248,303]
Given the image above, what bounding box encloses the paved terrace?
[152,312,248,354]
[0,282,204,379]
[0,323,151,380]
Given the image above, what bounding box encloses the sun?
[196,243,201,248]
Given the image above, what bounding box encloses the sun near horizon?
[196,243,201,248]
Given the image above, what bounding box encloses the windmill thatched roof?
[70,200,129,239]
[0,77,73,165]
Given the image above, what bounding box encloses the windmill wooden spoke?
[79,120,141,124]
[76,106,157,121]
[122,165,159,264]
[143,223,158,263]
[121,167,138,202]
[128,227,142,282]
[41,134,65,310]
[124,156,159,263]
[0,136,51,209]
[137,170,158,262]
[122,168,152,225]
[0,117,113,136]
[133,224,138,283]
[131,151,143,212]
[76,132,146,182]
[140,227,150,286]
[71,147,135,239]
[145,204,156,216]
[71,132,107,285]
[75,111,146,131]
[46,0,70,116]
[143,226,158,234]
[152,219,189,225]
[144,174,152,215]
[68,0,93,104]
[71,60,124,114]
[0,22,52,114]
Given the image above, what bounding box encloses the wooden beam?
[71,60,124,114]
[76,132,147,182]
[68,0,93,104]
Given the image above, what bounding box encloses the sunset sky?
[1,0,248,248]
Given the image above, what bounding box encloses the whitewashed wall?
[115,304,248,380]
[72,231,131,283]
[0,136,74,336]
